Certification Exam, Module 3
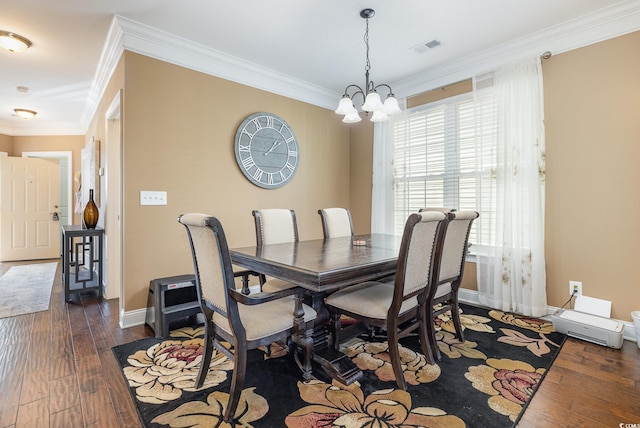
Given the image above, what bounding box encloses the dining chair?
[425,210,479,360]
[178,213,316,422]
[419,207,456,213]
[318,207,354,239]
[325,211,448,390]
[251,209,300,292]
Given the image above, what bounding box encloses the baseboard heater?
[552,309,624,349]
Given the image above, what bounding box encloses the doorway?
[105,91,123,318]
[22,151,73,227]
[0,156,61,261]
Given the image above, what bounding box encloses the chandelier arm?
[343,84,365,99]
[373,83,395,97]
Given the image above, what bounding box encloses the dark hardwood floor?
[0,259,638,427]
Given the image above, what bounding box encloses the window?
[390,93,497,248]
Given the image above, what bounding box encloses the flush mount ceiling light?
[335,8,401,123]
[0,30,32,53]
[14,108,37,119]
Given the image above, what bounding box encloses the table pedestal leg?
[308,292,363,385]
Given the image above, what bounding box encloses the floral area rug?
[112,304,566,427]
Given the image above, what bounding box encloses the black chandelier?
[334,8,401,123]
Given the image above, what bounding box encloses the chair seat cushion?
[325,281,418,319]
[262,278,297,292]
[213,296,316,341]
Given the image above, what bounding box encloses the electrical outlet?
[569,281,582,297]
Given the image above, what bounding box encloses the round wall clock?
[234,112,299,189]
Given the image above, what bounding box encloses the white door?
[0,156,61,261]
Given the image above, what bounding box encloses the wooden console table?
[62,225,104,302]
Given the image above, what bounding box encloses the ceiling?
[1,0,638,136]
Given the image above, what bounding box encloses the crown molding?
[80,16,125,133]
[392,0,640,98]
[115,15,339,110]
[72,0,640,137]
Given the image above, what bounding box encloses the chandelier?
[334,8,401,123]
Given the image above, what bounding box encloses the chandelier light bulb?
[342,111,362,123]
[335,97,357,115]
[361,92,383,112]
[382,96,401,115]
[370,110,389,122]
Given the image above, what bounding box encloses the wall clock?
[234,112,299,189]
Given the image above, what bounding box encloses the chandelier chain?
[364,18,370,73]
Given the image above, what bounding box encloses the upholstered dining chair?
[425,210,479,360]
[251,209,300,292]
[419,207,456,214]
[318,207,354,239]
[325,211,448,390]
[178,213,316,422]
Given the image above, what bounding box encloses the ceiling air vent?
[412,39,442,54]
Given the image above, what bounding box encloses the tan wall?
[0,134,12,153]
[407,80,473,109]
[120,52,351,311]
[11,135,85,169]
[544,31,640,321]
[349,122,373,235]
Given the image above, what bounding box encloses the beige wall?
[11,135,85,169]
[544,31,640,320]
[120,52,351,311]
[0,134,12,153]
[349,122,373,235]
[407,80,473,109]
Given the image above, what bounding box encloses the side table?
[62,225,104,302]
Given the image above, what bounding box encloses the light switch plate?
[140,191,167,206]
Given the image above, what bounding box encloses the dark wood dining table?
[230,233,402,384]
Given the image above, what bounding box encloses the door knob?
[51,211,59,221]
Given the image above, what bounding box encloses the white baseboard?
[119,288,638,344]
[120,307,147,329]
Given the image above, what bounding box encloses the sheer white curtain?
[474,56,547,316]
[371,121,394,234]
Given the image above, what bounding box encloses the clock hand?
[264,140,282,155]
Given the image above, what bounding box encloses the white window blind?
[390,93,497,247]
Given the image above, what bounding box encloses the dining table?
[230,233,402,385]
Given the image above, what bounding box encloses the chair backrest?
[419,207,456,214]
[318,208,354,239]
[252,209,299,246]
[178,213,239,329]
[438,210,479,283]
[391,211,448,312]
